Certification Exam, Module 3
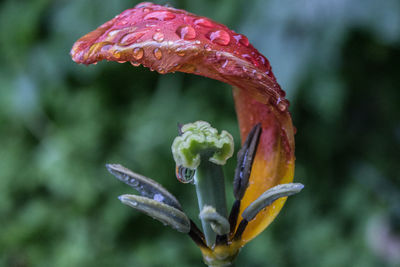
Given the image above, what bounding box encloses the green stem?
[195,152,228,247]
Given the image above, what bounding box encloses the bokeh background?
[1,0,399,266]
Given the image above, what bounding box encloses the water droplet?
[120,32,144,45]
[194,18,213,28]
[176,166,195,183]
[117,60,126,63]
[175,25,196,40]
[233,34,249,46]
[153,48,162,59]
[176,49,185,57]
[113,50,121,59]
[206,30,230,46]
[132,201,138,207]
[130,61,140,67]
[152,32,164,42]
[276,97,289,112]
[256,72,263,80]
[153,193,165,202]
[221,59,229,69]
[130,178,139,186]
[144,11,176,21]
[143,8,151,13]
[101,45,112,52]
[242,54,259,66]
[132,47,144,60]
[204,44,212,51]
[195,40,201,45]
[108,29,120,37]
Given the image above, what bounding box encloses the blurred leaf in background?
[0,0,399,266]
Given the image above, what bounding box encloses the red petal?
[70,2,286,108]
[70,2,296,246]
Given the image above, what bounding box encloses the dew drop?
[132,47,144,60]
[233,34,249,46]
[108,29,120,37]
[175,25,196,40]
[276,97,289,112]
[256,72,263,80]
[120,32,145,45]
[129,178,139,186]
[152,32,164,42]
[113,50,121,59]
[130,61,140,67]
[153,193,165,202]
[204,44,212,51]
[176,49,185,57]
[144,11,176,21]
[206,30,230,46]
[153,48,162,60]
[101,44,112,52]
[194,18,214,28]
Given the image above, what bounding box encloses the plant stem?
[195,152,228,247]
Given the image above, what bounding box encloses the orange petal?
[233,88,295,245]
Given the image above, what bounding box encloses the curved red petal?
[70,2,287,110]
[71,2,295,246]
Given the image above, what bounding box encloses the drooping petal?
[70,2,286,108]
[71,2,295,245]
[233,88,295,245]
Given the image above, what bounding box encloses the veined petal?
[70,2,286,109]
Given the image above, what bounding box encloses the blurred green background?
[1,0,399,266]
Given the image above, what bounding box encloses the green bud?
[171,121,234,169]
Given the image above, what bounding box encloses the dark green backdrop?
[1,0,399,266]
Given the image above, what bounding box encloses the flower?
[71,2,301,266]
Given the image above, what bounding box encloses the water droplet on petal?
[194,18,214,28]
[239,34,249,46]
[113,50,121,59]
[204,44,212,51]
[101,45,112,52]
[153,48,162,59]
[144,11,176,21]
[132,47,144,60]
[276,97,289,112]
[120,32,145,45]
[153,193,164,202]
[206,30,230,46]
[152,32,164,42]
[130,61,140,67]
[175,25,196,40]
[176,48,185,57]
[108,30,120,37]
